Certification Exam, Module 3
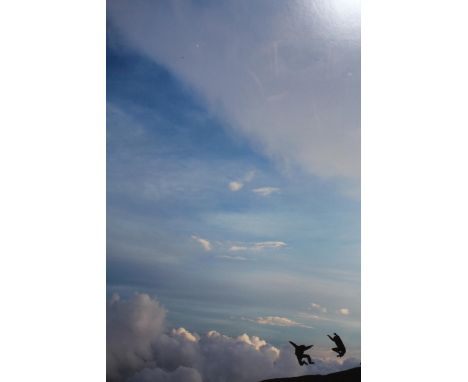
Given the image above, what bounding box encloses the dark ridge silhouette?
[259,366,360,382]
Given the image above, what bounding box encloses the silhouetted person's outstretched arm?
[327,334,334,342]
[304,345,313,350]
[289,341,298,349]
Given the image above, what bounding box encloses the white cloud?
[228,181,243,191]
[228,170,255,192]
[229,241,286,251]
[253,241,287,250]
[108,294,360,381]
[108,1,360,196]
[191,235,212,251]
[338,308,350,316]
[252,187,280,196]
[228,245,249,252]
[254,316,310,328]
[310,303,328,314]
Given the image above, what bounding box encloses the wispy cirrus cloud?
[108,0,360,198]
[190,237,287,254]
[254,316,312,329]
[252,187,280,196]
[229,241,286,251]
[191,235,212,251]
[229,245,250,251]
[216,255,247,261]
[296,312,360,330]
[191,237,286,253]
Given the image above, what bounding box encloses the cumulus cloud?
[252,187,280,196]
[191,235,212,251]
[107,294,360,381]
[107,293,167,380]
[108,1,360,195]
[229,241,286,251]
[338,308,350,316]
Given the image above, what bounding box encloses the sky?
[107,1,360,380]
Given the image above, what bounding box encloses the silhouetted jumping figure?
[327,333,346,357]
[289,341,314,366]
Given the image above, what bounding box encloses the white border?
[363,0,468,380]
[0,1,106,381]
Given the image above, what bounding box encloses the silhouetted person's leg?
[332,347,340,354]
[304,355,313,364]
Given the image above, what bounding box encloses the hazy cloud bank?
[107,293,360,381]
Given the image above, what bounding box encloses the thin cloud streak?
[216,255,248,261]
[229,241,287,251]
[254,316,313,329]
[252,187,280,196]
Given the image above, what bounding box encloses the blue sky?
[107,0,360,359]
